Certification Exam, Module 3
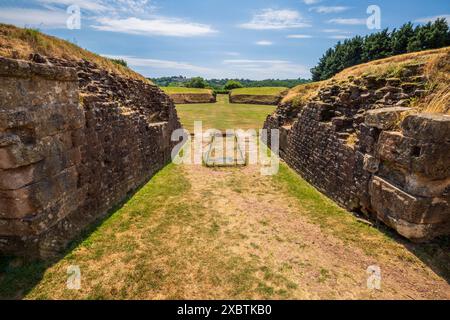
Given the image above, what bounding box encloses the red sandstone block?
[0,187,37,219]
[370,176,449,225]
[377,131,450,179]
[0,163,38,190]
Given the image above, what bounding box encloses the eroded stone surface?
[0,56,181,258]
[264,71,450,242]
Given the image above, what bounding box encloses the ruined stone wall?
[169,93,216,104]
[264,64,450,242]
[0,55,181,258]
[229,94,282,106]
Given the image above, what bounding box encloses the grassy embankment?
[282,47,450,114]
[0,23,148,82]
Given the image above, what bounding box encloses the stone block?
[369,176,449,226]
[0,143,44,169]
[0,163,39,190]
[365,107,411,130]
[377,131,413,168]
[402,113,450,142]
[377,131,449,180]
[363,154,380,173]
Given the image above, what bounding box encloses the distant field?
[230,87,288,96]
[161,87,212,94]
[176,94,276,132]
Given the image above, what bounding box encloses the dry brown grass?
[419,49,450,114]
[333,47,450,81]
[281,81,326,105]
[0,23,151,83]
[282,47,450,114]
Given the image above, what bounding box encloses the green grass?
[176,94,276,132]
[230,87,287,96]
[161,87,212,94]
[272,164,450,278]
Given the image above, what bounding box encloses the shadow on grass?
[371,220,450,284]
[276,162,450,286]
[0,170,158,300]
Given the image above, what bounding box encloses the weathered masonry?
[0,56,181,258]
[265,65,450,242]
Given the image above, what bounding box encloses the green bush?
[186,77,208,88]
[224,80,243,90]
[110,58,128,67]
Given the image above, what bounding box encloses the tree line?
[151,76,310,89]
[311,18,450,81]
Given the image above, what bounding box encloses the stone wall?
[264,64,450,242]
[0,55,181,258]
[229,94,282,106]
[169,92,216,104]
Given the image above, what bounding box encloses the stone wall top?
[0,56,78,82]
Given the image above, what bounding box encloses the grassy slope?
[176,94,276,132]
[231,87,287,96]
[161,87,213,94]
[282,47,450,114]
[0,24,150,83]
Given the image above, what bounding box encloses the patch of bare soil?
[181,163,450,299]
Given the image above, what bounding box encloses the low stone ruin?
[169,92,216,104]
[0,55,181,258]
[265,64,449,242]
[229,94,283,106]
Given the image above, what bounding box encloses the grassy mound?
[0,23,149,82]
[283,47,450,114]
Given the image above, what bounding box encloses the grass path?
[176,95,276,132]
[1,161,449,299]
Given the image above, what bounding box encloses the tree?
[310,19,449,81]
[391,22,415,55]
[224,80,243,90]
[186,77,208,88]
[362,29,392,62]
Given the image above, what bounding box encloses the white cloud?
[92,17,217,37]
[0,7,68,28]
[286,34,312,39]
[222,59,310,79]
[329,35,351,40]
[105,55,214,74]
[322,29,351,33]
[310,6,350,14]
[303,0,321,4]
[328,18,366,25]
[255,40,273,46]
[38,0,155,14]
[225,52,240,56]
[239,9,311,30]
[415,14,450,24]
[38,0,109,12]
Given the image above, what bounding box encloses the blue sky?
[0,0,448,79]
